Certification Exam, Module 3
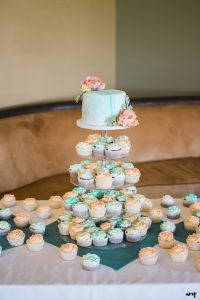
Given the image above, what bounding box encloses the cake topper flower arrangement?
[75,76,105,102]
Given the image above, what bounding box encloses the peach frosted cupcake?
[186,233,200,250]
[124,198,142,215]
[132,221,148,236]
[36,205,52,219]
[14,213,30,228]
[184,216,199,231]
[62,191,79,200]
[149,209,163,223]
[170,243,188,262]
[48,196,62,209]
[7,229,25,247]
[141,198,153,212]
[139,247,159,266]
[22,198,37,211]
[115,139,131,155]
[1,194,16,207]
[76,231,92,247]
[26,234,44,251]
[89,201,106,219]
[59,243,78,260]
[158,231,175,249]
[85,134,101,144]
[100,222,113,233]
[69,223,84,240]
[124,168,141,184]
[95,173,113,189]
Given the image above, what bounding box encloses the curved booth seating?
[0,97,200,199]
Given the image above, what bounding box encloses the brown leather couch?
[0,98,199,199]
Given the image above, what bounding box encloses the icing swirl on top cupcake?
[150,209,163,217]
[170,243,188,254]
[7,229,24,240]
[186,233,200,243]
[14,213,30,222]
[49,196,62,202]
[139,247,158,258]
[184,216,199,225]
[89,201,105,210]
[27,234,43,244]
[95,173,112,181]
[125,198,141,207]
[60,243,78,252]
[124,168,141,176]
[63,191,79,199]
[71,216,85,224]
[23,198,36,204]
[36,205,51,213]
[158,231,174,242]
[85,134,101,143]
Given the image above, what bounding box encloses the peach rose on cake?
[81,76,105,92]
[117,109,139,128]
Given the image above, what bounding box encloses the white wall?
[0,0,115,108]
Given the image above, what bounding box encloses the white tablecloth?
[0,199,200,300]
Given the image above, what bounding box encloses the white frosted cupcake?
[106,201,122,217]
[22,198,37,211]
[0,221,11,236]
[14,213,30,228]
[36,205,52,219]
[92,142,106,158]
[1,194,16,207]
[141,198,153,212]
[161,195,174,208]
[167,205,181,220]
[184,216,199,231]
[149,209,163,223]
[72,202,88,218]
[139,247,159,266]
[105,143,122,159]
[186,233,200,251]
[132,221,148,236]
[115,139,131,155]
[0,208,12,220]
[29,222,46,235]
[111,168,125,187]
[160,221,176,233]
[124,198,142,215]
[95,173,113,189]
[59,243,78,261]
[89,201,106,219]
[139,216,152,229]
[69,223,84,240]
[108,228,124,243]
[76,231,92,247]
[92,230,108,247]
[48,196,62,209]
[81,253,100,271]
[26,234,44,251]
[76,142,93,157]
[78,170,94,189]
[7,229,25,247]
[124,168,141,184]
[125,227,141,242]
[170,243,188,262]
[158,231,175,249]
[58,221,70,235]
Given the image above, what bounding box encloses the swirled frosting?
[150,209,163,217]
[93,141,106,150]
[85,134,101,143]
[71,216,85,224]
[95,173,112,181]
[167,205,181,215]
[36,205,51,213]
[23,198,36,205]
[0,208,12,217]
[86,162,99,171]
[100,222,113,232]
[76,142,92,150]
[1,194,16,201]
[132,221,147,230]
[106,143,121,151]
[115,135,129,141]
[116,139,131,148]
[60,243,78,252]
[102,196,116,203]
[72,187,87,195]
[63,191,79,199]
[121,162,134,169]
[14,213,30,222]
[160,221,176,232]
[69,223,84,233]
[49,196,62,202]
[170,243,188,254]
[158,231,174,242]
[117,219,131,229]
[161,195,174,205]
[69,163,84,173]
[30,222,46,231]
[92,230,107,240]
[7,229,24,240]
[76,231,91,242]
[0,221,11,230]
[27,234,43,244]
[125,198,141,207]
[64,197,79,205]
[184,193,198,204]
[108,228,123,236]
[89,201,105,210]
[139,247,158,258]
[82,253,100,264]
[125,168,141,176]
[184,216,199,225]
[186,233,200,243]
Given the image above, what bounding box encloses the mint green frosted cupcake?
[58,213,73,223]
[82,219,96,229]
[104,190,119,198]
[81,253,100,271]
[111,168,125,187]
[108,228,124,243]
[105,143,122,159]
[64,197,79,211]
[121,162,134,170]
[183,194,198,207]
[0,208,12,220]
[106,201,122,217]
[85,226,99,235]
[90,189,104,199]
[78,170,94,189]
[160,221,176,233]
[72,187,87,195]
[167,205,181,219]
[0,221,11,236]
[117,193,129,202]
[68,163,83,178]
[29,222,46,235]
[92,230,108,247]
[92,141,106,158]
[116,219,132,231]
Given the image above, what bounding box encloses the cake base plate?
[76,119,127,131]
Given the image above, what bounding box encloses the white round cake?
[82,89,126,126]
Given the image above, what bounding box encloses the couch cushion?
[2,157,199,199]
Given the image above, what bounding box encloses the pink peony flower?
[117,109,139,128]
[80,76,105,92]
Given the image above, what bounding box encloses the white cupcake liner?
[77,239,92,247]
[14,220,29,228]
[139,255,158,266]
[82,262,99,271]
[22,203,37,212]
[95,179,113,190]
[26,241,44,252]
[105,149,122,160]
[92,236,108,247]
[125,174,140,184]
[184,223,199,231]
[170,251,188,262]
[108,235,123,244]
[36,211,52,219]
[125,233,141,242]
[106,206,122,217]
[59,250,77,261]
[158,240,175,249]
[187,241,200,251]
[0,228,10,236]
[7,236,25,247]
[93,148,105,158]
[29,228,46,235]
[78,178,94,189]
[72,208,89,218]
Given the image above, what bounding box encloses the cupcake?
[81,253,100,271]
[124,168,141,184]
[68,163,83,179]
[139,247,159,266]
[158,231,175,249]
[1,194,16,207]
[149,209,163,223]
[161,195,174,208]
[22,198,37,212]
[111,168,125,187]
[71,216,85,224]
[104,189,119,198]
[106,201,122,217]
[105,143,122,159]
[76,232,92,247]
[7,229,25,247]
[58,213,73,223]
[184,216,199,231]
[59,243,78,261]
[115,139,131,155]
[141,198,153,212]
[72,186,87,195]
[90,189,103,199]
[72,202,88,218]
[125,227,141,242]
[124,198,142,215]
[69,223,84,240]
[105,162,116,171]
[117,193,129,202]
[48,196,62,209]
[78,170,94,189]
[63,191,79,200]
[121,162,134,170]
[14,213,30,228]
[29,222,46,235]
[26,234,44,252]
[85,226,100,235]
[36,205,52,219]
[167,206,181,220]
[132,221,148,236]
[0,208,12,220]
[122,213,137,223]
[92,230,108,247]
[196,256,200,271]
[81,193,98,202]
[101,195,116,203]
[190,202,200,216]
[95,173,113,189]
[100,222,113,233]
[170,243,188,262]
[92,142,106,158]
[116,219,132,231]
[76,142,93,157]
[58,221,70,235]
[85,134,101,144]
[85,162,99,172]
[0,221,11,236]
[64,197,79,211]
[183,193,198,207]
[138,216,152,229]
[160,221,176,233]
[88,201,106,219]
[186,233,200,250]
[82,219,96,229]
[108,228,124,243]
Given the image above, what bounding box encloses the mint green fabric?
[0,220,191,270]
